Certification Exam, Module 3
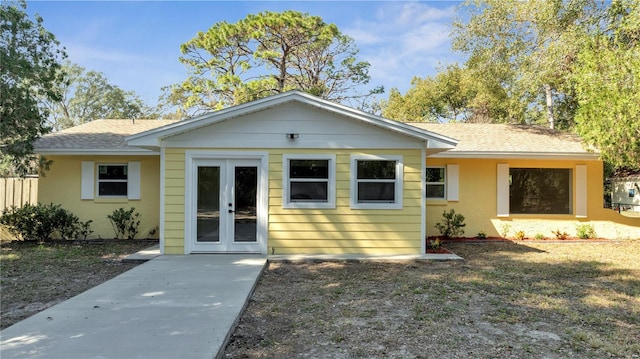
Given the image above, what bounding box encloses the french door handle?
[228,209,235,213]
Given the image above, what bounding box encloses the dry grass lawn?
[224,240,640,359]
[0,240,151,329]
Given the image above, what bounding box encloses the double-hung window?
[426,167,446,199]
[81,161,141,200]
[283,155,335,209]
[351,155,403,209]
[98,164,128,196]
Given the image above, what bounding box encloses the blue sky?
[27,1,464,105]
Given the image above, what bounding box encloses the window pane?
[426,184,445,198]
[426,167,445,183]
[290,160,328,179]
[99,165,127,180]
[197,167,220,243]
[98,182,127,196]
[358,182,395,202]
[234,166,257,243]
[510,168,571,214]
[291,182,328,201]
[357,160,396,179]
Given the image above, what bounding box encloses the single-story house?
[34,91,640,254]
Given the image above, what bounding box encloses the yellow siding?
[268,149,423,255]
[38,155,161,239]
[426,158,640,239]
[163,148,424,254]
[163,148,186,254]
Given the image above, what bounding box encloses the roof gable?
[127,91,458,151]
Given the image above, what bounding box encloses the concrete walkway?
[0,254,267,359]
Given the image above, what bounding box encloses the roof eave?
[428,151,600,160]
[34,148,160,156]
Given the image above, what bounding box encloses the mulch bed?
[429,236,613,244]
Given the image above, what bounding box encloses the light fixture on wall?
[286,133,299,140]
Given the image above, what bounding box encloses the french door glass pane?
[197,167,220,242]
[234,166,257,242]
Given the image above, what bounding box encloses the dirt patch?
[0,240,153,329]
[224,240,640,358]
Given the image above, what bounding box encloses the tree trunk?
[544,84,555,129]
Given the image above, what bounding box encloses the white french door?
[188,158,262,253]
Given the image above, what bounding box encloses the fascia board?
[35,149,160,156]
[428,151,600,160]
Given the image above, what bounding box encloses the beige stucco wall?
[38,155,161,239]
[426,157,640,239]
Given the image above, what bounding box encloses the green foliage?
[0,203,92,241]
[44,62,158,130]
[514,231,526,241]
[0,1,66,176]
[534,233,545,240]
[435,209,466,239]
[477,230,487,239]
[576,224,597,239]
[572,0,640,170]
[381,64,509,123]
[452,0,599,128]
[107,207,141,240]
[163,10,380,116]
[552,229,569,240]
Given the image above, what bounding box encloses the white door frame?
[184,151,268,254]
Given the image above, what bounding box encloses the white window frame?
[97,163,128,197]
[81,161,140,200]
[283,154,336,209]
[350,155,403,210]
[426,166,446,199]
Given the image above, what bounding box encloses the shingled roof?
[409,123,598,159]
[34,118,598,160]
[34,119,178,154]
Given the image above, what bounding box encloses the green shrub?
[107,207,141,239]
[534,233,545,240]
[435,209,465,239]
[0,203,92,241]
[514,230,526,240]
[477,230,487,239]
[576,224,597,239]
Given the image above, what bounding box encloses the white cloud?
[342,2,461,93]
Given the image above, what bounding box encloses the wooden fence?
[0,177,38,212]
